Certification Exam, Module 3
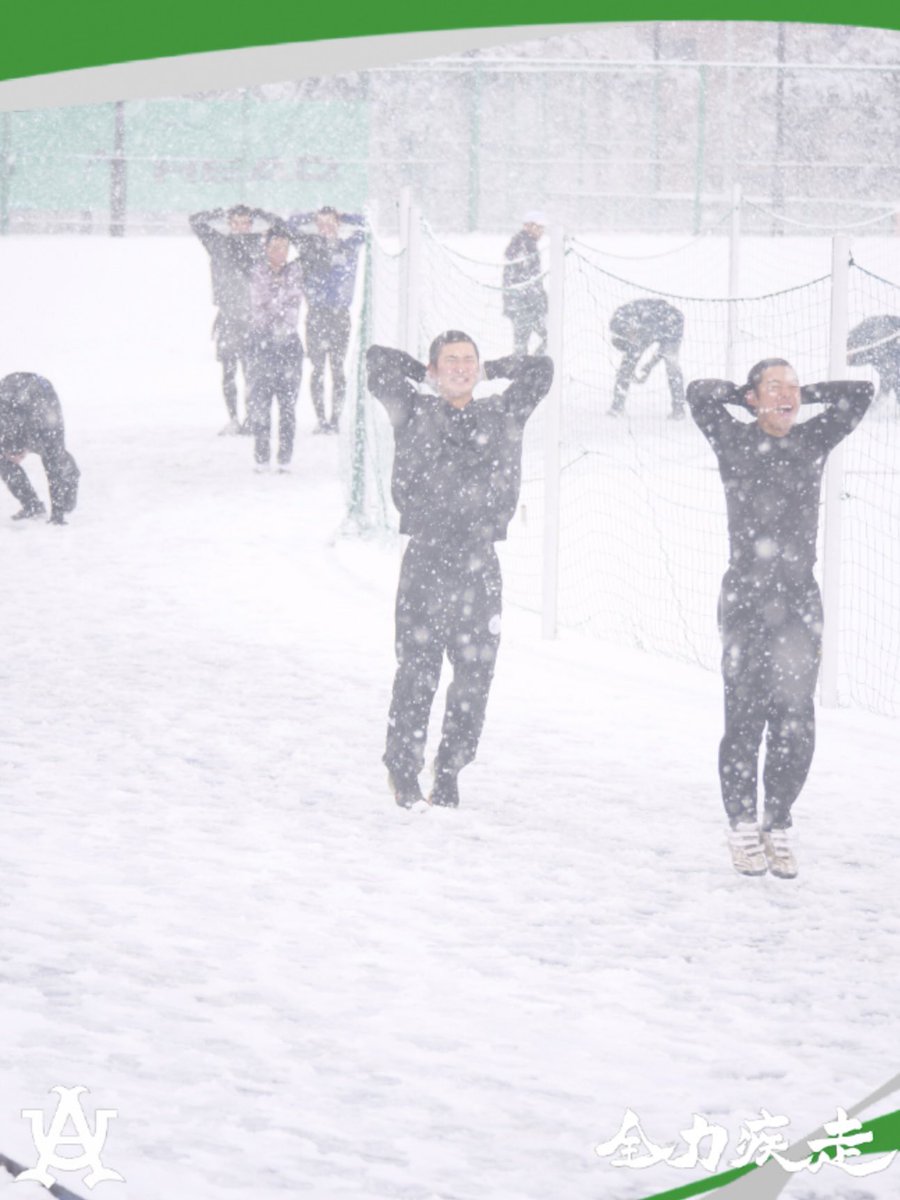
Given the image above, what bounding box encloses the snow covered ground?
[0,237,898,1200]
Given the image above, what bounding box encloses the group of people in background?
[502,213,900,423]
[502,213,685,420]
[189,203,366,471]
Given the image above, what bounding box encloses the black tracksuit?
[502,231,548,357]
[687,378,873,829]
[247,259,305,468]
[287,213,365,428]
[0,373,80,523]
[189,208,279,421]
[366,347,554,783]
[610,298,685,416]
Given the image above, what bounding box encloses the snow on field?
[0,236,898,1200]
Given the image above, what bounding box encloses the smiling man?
[687,360,873,878]
[366,332,553,809]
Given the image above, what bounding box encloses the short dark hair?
[746,358,792,393]
[317,206,339,217]
[266,225,290,244]
[428,330,480,368]
[227,204,253,219]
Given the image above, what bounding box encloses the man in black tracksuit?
[609,298,685,419]
[0,373,80,524]
[502,213,548,357]
[286,207,366,433]
[189,204,281,433]
[246,229,305,471]
[687,361,872,878]
[367,333,554,809]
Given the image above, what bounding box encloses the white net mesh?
[839,262,900,716]
[341,231,403,534]
[556,243,835,668]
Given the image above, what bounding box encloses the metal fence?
[1,55,899,236]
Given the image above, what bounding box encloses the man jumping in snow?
[687,361,872,878]
[367,333,553,809]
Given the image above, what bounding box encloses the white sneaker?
[727,823,768,876]
[219,417,241,436]
[762,828,798,879]
[253,463,269,474]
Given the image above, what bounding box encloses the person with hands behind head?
[686,359,872,879]
[0,373,80,526]
[189,202,281,434]
[285,206,366,434]
[502,211,548,357]
[366,332,553,811]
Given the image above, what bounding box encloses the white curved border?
[0,25,595,111]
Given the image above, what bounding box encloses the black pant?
[507,306,547,357]
[306,307,351,425]
[612,340,684,414]
[247,336,303,466]
[384,539,502,782]
[215,314,251,421]
[718,576,823,830]
[0,457,42,512]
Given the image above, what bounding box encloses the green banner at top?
[2,1,900,86]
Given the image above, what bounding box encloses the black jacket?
[285,213,365,310]
[687,378,872,592]
[0,373,80,518]
[189,208,280,320]
[610,299,684,352]
[366,348,553,544]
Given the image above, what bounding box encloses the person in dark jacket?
[846,314,900,404]
[0,373,80,524]
[502,212,548,357]
[189,203,281,434]
[608,298,685,419]
[687,360,872,879]
[246,228,305,472]
[367,332,553,809]
[286,207,366,434]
